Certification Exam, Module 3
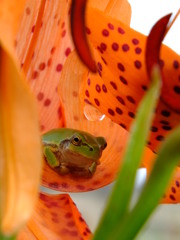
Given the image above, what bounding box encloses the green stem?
[111,126,180,239]
[93,67,161,240]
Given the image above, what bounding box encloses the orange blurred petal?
[80,7,180,153]
[15,0,73,132]
[0,44,42,233]
[18,193,92,240]
[0,0,26,55]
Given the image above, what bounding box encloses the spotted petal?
[80,7,180,153]
[18,193,91,240]
[15,0,73,132]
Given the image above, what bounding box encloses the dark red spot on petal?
[65,47,71,57]
[39,62,46,71]
[117,96,125,105]
[128,111,135,118]
[94,98,100,106]
[85,90,89,97]
[32,71,39,79]
[25,7,31,15]
[65,212,73,219]
[161,110,171,117]
[151,126,158,132]
[108,108,115,116]
[112,42,119,51]
[61,30,66,37]
[117,62,125,72]
[96,84,101,93]
[85,27,91,34]
[110,81,117,90]
[176,181,180,187]
[127,96,135,104]
[108,23,114,30]
[97,62,102,71]
[135,47,142,54]
[122,44,129,52]
[37,92,44,101]
[134,60,142,69]
[118,27,125,34]
[171,187,176,193]
[56,64,63,72]
[119,76,128,85]
[173,60,179,69]
[116,107,123,115]
[102,84,107,93]
[162,125,172,131]
[132,38,139,45]
[87,78,91,85]
[44,99,51,106]
[156,135,164,141]
[51,46,56,54]
[102,29,109,37]
[169,194,176,201]
[100,43,107,51]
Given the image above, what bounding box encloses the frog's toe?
[89,162,97,175]
[58,165,70,175]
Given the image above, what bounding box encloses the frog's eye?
[71,135,82,146]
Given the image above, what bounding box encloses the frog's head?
[67,131,107,160]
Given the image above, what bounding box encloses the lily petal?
[161,167,180,203]
[41,51,155,192]
[18,193,92,240]
[80,7,180,153]
[0,44,42,234]
[15,0,73,132]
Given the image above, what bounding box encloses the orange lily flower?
[1,0,179,238]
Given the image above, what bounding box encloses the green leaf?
[111,126,180,240]
[93,66,161,240]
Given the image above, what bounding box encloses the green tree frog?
[42,128,107,177]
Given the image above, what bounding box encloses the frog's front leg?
[43,146,59,168]
[43,145,69,175]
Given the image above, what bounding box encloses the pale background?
[47,1,180,239]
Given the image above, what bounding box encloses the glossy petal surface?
[18,193,92,240]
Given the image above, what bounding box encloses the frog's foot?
[58,164,70,175]
[88,162,97,176]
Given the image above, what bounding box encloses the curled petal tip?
[71,0,97,73]
[146,13,172,76]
